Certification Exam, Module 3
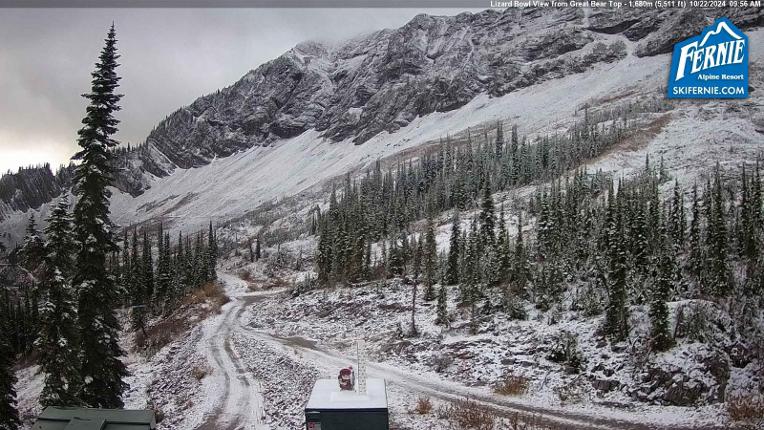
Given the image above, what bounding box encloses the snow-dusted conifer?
[445,211,460,285]
[71,24,128,407]
[650,231,674,352]
[423,218,438,301]
[0,333,19,430]
[38,197,82,407]
[20,214,45,273]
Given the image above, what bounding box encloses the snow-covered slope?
[100,27,764,236]
[1,8,763,244]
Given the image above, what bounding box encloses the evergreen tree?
[444,211,460,285]
[423,218,437,301]
[38,197,82,406]
[207,222,218,280]
[669,180,686,249]
[436,285,448,326]
[194,232,209,284]
[706,166,732,297]
[511,213,530,297]
[409,280,418,337]
[411,235,422,280]
[461,220,480,304]
[316,221,332,285]
[142,230,154,303]
[605,194,629,342]
[119,230,131,301]
[71,24,128,408]
[478,183,495,247]
[0,333,19,430]
[155,229,172,313]
[129,229,145,332]
[495,207,511,287]
[650,230,674,352]
[739,164,759,263]
[494,122,504,158]
[687,183,704,278]
[20,214,45,273]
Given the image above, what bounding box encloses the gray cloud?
[0,7,473,174]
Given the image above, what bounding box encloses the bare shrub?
[414,397,433,415]
[494,373,530,396]
[238,269,252,282]
[191,366,209,380]
[263,276,293,291]
[135,317,187,355]
[727,394,764,428]
[443,399,494,430]
[137,282,229,354]
[189,281,230,314]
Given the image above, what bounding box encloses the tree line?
[313,113,763,350]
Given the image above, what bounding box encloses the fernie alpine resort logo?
[668,18,749,99]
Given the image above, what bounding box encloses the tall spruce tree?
[411,235,422,279]
[605,193,629,342]
[0,332,19,430]
[495,207,511,287]
[155,227,171,311]
[707,166,732,297]
[423,218,437,301]
[20,214,45,273]
[129,229,145,332]
[207,222,218,281]
[512,213,530,296]
[71,24,128,408]
[739,164,759,263]
[436,285,448,326]
[687,183,704,279]
[141,230,154,305]
[478,183,495,247]
[669,180,686,249]
[445,211,461,285]
[38,197,82,406]
[494,122,504,158]
[119,230,131,301]
[461,219,480,304]
[650,231,674,352]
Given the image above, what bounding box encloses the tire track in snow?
[196,275,269,430]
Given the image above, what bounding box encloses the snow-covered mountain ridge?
[134,7,761,178]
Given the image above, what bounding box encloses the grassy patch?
[135,281,229,355]
[439,399,495,430]
[727,394,764,428]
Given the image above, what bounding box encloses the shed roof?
[306,378,388,410]
[32,407,156,430]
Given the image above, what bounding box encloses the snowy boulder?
[591,377,621,393]
[634,344,730,406]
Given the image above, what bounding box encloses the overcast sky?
[0,7,473,174]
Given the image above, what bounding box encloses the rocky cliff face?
[0,164,73,222]
[137,6,763,176]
